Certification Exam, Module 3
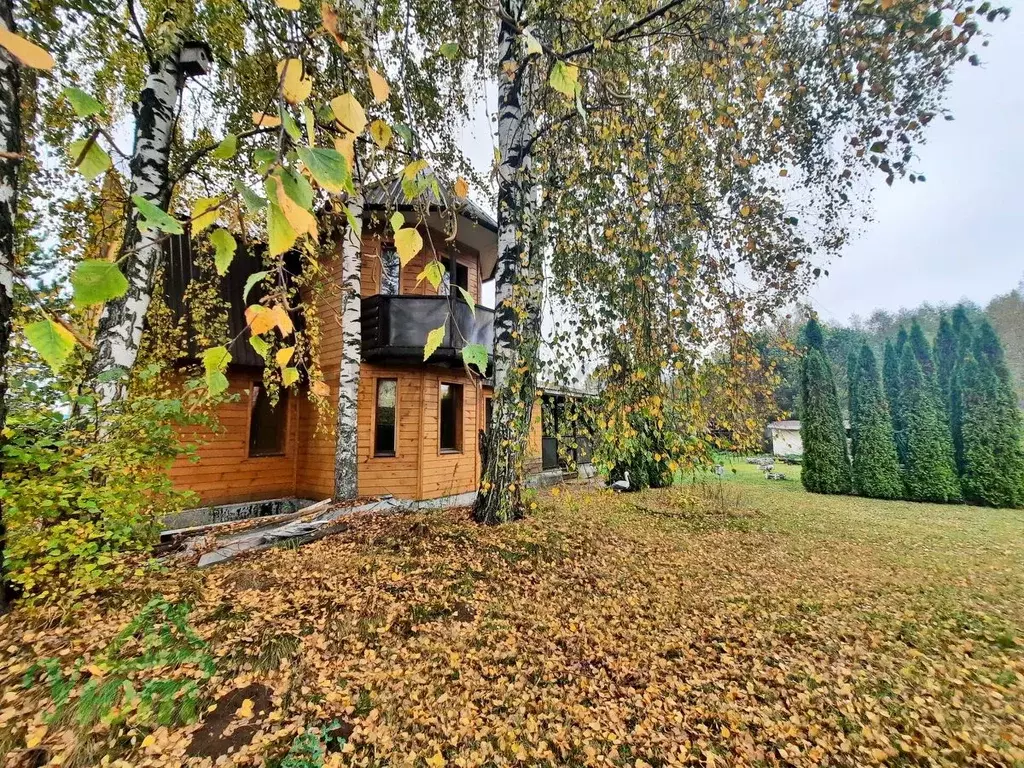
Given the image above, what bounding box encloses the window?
[380,248,401,295]
[439,382,463,452]
[484,397,493,433]
[248,383,288,457]
[440,261,470,296]
[374,378,398,456]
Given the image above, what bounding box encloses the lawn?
[1,467,1022,767]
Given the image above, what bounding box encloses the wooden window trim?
[438,380,464,455]
[372,376,399,459]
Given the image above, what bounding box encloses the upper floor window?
[439,382,463,452]
[380,247,401,295]
[249,383,288,457]
[374,378,398,456]
[440,262,470,297]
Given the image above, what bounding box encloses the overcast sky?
[466,16,1023,321]
[806,14,1024,324]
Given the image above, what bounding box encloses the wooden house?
[163,185,544,511]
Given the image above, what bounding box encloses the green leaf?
[249,334,270,358]
[209,228,237,276]
[296,147,350,194]
[457,286,476,315]
[344,204,361,238]
[439,43,459,60]
[68,138,111,181]
[70,260,128,306]
[243,270,270,301]
[63,87,104,117]
[416,260,445,289]
[254,148,277,175]
[393,123,413,146]
[202,345,232,374]
[233,179,267,212]
[282,108,302,142]
[131,195,184,234]
[302,104,316,147]
[268,203,297,256]
[25,319,76,372]
[461,342,489,374]
[390,211,405,233]
[424,322,446,361]
[206,370,230,397]
[549,60,580,98]
[278,167,314,210]
[211,133,237,160]
[282,366,299,387]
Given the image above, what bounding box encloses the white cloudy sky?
[463,16,1024,321]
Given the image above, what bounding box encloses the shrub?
[851,345,903,499]
[799,343,851,495]
[0,394,202,603]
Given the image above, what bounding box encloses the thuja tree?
[851,344,903,499]
[948,306,975,474]
[959,321,1024,507]
[935,312,957,402]
[908,320,935,380]
[899,343,960,502]
[800,319,851,495]
[883,337,907,464]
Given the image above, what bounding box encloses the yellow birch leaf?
[276,346,295,367]
[425,750,446,768]
[272,175,318,241]
[190,196,221,233]
[0,28,54,70]
[276,0,300,9]
[311,379,330,398]
[267,203,297,256]
[253,111,282,128]
[331,93,366,135]
[272,305,294,336]
[141,734,156,748]
[238,698,254,718]
[454,177,469,198]
[367,66,390,103]
[25,725,47,749]
[277,58,313,104]
[321,2,348,49]
[370,120,392,150]
[246,305,277,336]
[334,134,356,168]
[394,227,423,267]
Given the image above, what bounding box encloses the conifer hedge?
[800,319,852,495]
[851,345,903,499]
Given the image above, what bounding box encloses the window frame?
[438,381,464,454]
[372,377,399,458]
[247,382,289,458]
[379,246,402,296]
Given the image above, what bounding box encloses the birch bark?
[88,44,184,404]
[0,0,21,611]
[475,0,544,524]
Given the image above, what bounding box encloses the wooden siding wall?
[168,371,300,506]
[168,232,542,507]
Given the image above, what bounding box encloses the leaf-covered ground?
[2,461,1023,767]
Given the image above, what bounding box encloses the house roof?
[363,178,499,281]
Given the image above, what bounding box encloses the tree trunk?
[0,0,21,612]
[332,189,363,501]
[475,0,544,524]
[89,45,183,404]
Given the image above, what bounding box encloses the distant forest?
[766,279,1024,418]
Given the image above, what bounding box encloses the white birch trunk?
[475,0,544,524]
[332,187,363,500]
[0,1,21,610]
[89,46,183,404]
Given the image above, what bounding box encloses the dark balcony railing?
[361,294,494,366]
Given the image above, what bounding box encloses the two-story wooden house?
[162,185,544,515]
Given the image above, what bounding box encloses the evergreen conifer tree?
[949,314,975,475]
[895,326,909,354]
[847,351,860,456]
[800,318,852,494]
[851,345,904,499]
[900,344,961,502]
[883,338,907,465]
[909,320,935,378]
[935,313,957,403]
[959,323,1024,507]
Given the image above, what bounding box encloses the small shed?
[768,420,802,457]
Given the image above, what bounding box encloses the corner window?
[249,383,288,457]
[374,378,397,456]
[439,382,463,452]
[440,261,470,296]
[380,247,401,295]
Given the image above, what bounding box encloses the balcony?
[361,294,494,366]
